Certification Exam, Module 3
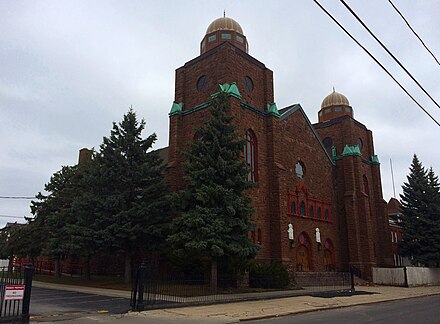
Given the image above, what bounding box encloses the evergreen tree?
[168,91,259,292]
[426,167,440,266]
[94,109,170,283]
[399,155,440,266]
[65,155,107,280]
[29,166,78,276]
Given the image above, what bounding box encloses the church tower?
[167,15,283,264]
[314,90,393,278]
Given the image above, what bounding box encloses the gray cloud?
[1,0,439,226]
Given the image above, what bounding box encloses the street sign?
[4,285,25,300]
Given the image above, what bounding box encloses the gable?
[279,104,334,165]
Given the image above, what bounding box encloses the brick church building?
[162,16,393,279]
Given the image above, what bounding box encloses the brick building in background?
[388,197,410,266]
[161,16,393,279]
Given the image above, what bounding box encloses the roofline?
[179,41,268,71]
[313,114,369,131]
[279,104,335,165]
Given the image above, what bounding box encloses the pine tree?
[399,155,440,266]
[94,109,170,283]
[168,91,259,292]
[30,165,78,276]
[426,167,440,266]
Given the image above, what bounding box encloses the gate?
[0,264,34,323]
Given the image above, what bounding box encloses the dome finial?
[224,10,226,18]
[332,86,335,93]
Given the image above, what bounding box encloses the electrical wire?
[0,215,29,219]
[388,0,440,67]
[0,196,34,199]
[340,0,440,111]
[311,0,440,127]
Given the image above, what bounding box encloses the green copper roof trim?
[342,145,354,156]
[182,101,210,115]
[212,82,242,100]
[371,155,380,164]
[169,102,184,116]
[352,145,361,156]
[266,103,281,117]
[240,102,266,116]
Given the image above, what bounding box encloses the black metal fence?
[131,264,354,311]
[0,265,34,323]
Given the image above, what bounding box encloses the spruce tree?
[426,167,440,266]
[399,155,440,266]
[94,109,170,283]
[30,166,78,276]
[168,91,259,292]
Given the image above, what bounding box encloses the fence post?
[22,264,35,323]
[136,263,146,311]
[349,266,355,291]
[403,266,409,287]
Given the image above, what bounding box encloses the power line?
[340,0,440,111]
[0,215,30,219]
[388,0,440,67]
[311,0,440,127]
[0,196,34,200]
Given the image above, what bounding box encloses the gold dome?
[321,90,350,109]
[206,16,244,35]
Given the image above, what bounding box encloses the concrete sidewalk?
[126,285,440,323]
[31,281,440,323]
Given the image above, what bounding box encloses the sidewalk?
[126,285,440,323]
[31,281,440,323]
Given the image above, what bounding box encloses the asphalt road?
[247,295,440,324]
[29,286,131,322]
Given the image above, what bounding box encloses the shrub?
[249,263,289,289]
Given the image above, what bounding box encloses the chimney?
[78,148,92,164]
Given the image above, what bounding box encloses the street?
[248,295,440,324]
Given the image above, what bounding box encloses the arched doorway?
[296,232,311,271]
[323,239,335,271]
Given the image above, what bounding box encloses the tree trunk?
[83,255,91,280]
[54,256,61,278]
[210,257,217,294]
[124,253,132,284]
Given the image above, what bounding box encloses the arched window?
[291,202,296,215]
[363,175,369,196]
[309,206,314,218]
[245,129,258,182]
[251,230,256,243]
[323,137,333,154]
[300,202,306,217]
[317,207,322,219]
[325,209,329,221]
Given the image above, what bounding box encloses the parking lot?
[30,286,131,322]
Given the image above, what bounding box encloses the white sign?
[4,285,25,300]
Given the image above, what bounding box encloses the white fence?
[373,266,440,287]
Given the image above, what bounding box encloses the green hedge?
[249,263,289,289]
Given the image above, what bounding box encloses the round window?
[244,76,254,92]
[196,75,208,92]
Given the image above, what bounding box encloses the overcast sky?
[1,0,439,227]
